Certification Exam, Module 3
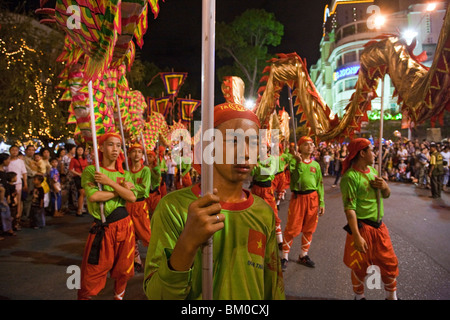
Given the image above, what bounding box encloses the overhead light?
[426,3,437,12]
[244,98,255,110]
[402,29,418,45]
[374,14,386,29]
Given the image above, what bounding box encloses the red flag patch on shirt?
[310,166,316,173]
[248,229,266,258]
[117,177,125,185]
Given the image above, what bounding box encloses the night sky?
[142,0,331,102]
[17,0,331,103]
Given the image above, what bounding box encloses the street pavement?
[0,176,449,300]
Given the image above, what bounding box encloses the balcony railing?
[334,20,382,45]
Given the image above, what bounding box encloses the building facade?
[310,0,447,126]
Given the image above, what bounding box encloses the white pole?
[116,95,129,171]
[288,88,297,144]
[201,0,215,301]
[377,77,385,224]
[140,132,149,166]
[288,88,301,190]
[88,81,106,223]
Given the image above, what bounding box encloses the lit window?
[345,78,357,91]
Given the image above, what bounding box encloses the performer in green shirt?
[272,143,289,208]
[143,103,285,300]
[174,150,192,190]
[340,138,399,300]
[146,150,162,216]
[78,132,138,300]
[251,151,283,245]
[281,136,324,270]
[126,142,151,272]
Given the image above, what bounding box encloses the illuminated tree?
[0,11,73,149]
[216,9,284,99]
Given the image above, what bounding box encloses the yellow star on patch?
[257,239,262,249]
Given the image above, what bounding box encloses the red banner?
[150,96,172,117]
[160,72,187,96]
[178,98,201,123]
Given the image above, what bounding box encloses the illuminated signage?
[323,5,330,23]
[334,64,360,81]
[368,110,403,121]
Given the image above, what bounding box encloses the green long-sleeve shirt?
[289,157,325,208]
[81,165,138,220]
[143,184,285,300]
[251,155,278,182]
[129,165,151,199]
[277,153,288,173]
[173,155,191,177]
[340,166,388,222]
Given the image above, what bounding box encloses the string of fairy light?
[0,34,72,144]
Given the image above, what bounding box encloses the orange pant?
[272,172,286,199]
[126,199,151,247]
[175,173,192,190]
[160,182,167,198]
[78,215,135,300]
[251,184,282,242]
[343,222,399,294]
[282,191,319,258]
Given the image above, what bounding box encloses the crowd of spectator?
[314,137,450,193]
[1,136,449,240]
[0,143,96,240]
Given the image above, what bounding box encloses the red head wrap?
[341,138,371,175]
[213,103,260,128]
[297,136,313,146]
[146,150,157,166]
[98,132,125,174]
[192,103,260,174]
[128,143,145,167]
[128,143,144,152]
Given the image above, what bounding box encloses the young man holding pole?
[340,138,399,300]
[143,103,285,300]
[78,132,138,300]
[126,142,151,272]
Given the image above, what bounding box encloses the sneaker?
[281,259,288,271]
[331,184,337,188]
[297,255,315,268]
